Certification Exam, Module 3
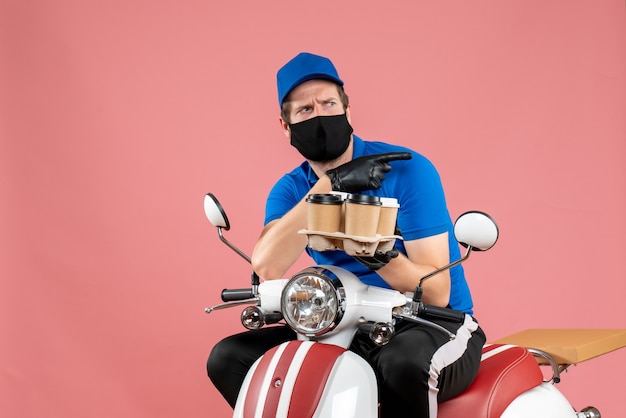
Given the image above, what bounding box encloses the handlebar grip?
[418,304,466,324]
[221,288,254,302]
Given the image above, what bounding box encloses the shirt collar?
[352,135,365,158]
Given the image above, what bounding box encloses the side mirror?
[454,211,499,252]
[416,211,499,289]
[204,193,230,230]
[203,193,250,264]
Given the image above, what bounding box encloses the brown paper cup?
[377,197,399,236]
[344,194,381,237]
[306,194,343,233]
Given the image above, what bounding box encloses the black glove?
[354,248,399,271]
[326,152,412,193]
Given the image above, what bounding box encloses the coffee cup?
[377,197,399,236]
[306,194,343,232]
[344,194,382,237]
[330,191,348,232]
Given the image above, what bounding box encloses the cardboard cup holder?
[298,230,402,256]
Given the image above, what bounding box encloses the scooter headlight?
[281,267,345,336]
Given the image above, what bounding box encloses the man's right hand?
[326,152,412,193]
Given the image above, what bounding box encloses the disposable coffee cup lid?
[346,194,381,205]
[329,191,348,200]
[306,194,343,205]
[380,197,399,208]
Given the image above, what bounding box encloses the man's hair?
[281,84,350,124]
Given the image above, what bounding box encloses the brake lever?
[393,305,456,340]
[205,297,260,314]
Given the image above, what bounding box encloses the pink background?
[2,1,625,417]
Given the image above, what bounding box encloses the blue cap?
[276,52,344,106]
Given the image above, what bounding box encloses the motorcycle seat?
[438,344,543,418]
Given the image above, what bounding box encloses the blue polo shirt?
[264,136,474,314]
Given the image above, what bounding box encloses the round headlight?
[281,267,345,336]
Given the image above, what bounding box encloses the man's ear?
[345,105,352,124]
[279,117,290,138]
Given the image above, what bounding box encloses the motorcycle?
[203,192,620,417]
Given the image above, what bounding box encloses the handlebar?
[221,288,255,302]
[418,304,466,324]
[216,290,284,325]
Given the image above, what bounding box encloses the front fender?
[234,340,378,418]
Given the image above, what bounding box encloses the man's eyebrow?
[291,95,338,111]
[291,98,315,109]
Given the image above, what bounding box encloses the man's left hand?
[354,248,399,271]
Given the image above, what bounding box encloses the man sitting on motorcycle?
[207,51,486,418]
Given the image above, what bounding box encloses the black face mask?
[289,114,353,162]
